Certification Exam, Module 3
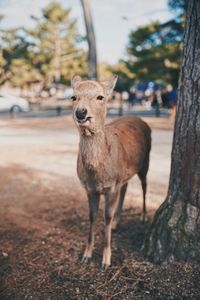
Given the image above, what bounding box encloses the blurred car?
[0,94,29,113]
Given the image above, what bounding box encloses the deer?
[71,75,151,269]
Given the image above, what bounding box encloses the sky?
[0,0,174,64]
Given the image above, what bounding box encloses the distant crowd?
[112,84,177,111]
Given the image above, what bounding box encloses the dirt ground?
[0,115,199,300]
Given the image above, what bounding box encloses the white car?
[0,94,29,113]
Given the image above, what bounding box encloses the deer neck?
[79,129,108,170]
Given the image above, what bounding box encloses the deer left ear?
[71,74,82,89]
[101,75,118,95]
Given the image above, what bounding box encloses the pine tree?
[30,2,87,85]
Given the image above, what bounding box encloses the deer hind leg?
[102,186,120,269]
[112,183,128,229]
[138,152,150,222]
[138,174,147,222]
[82,192,100,263]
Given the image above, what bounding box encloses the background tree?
[143,0,200,263]
[111,61,135,92]
[0,16,6,83]
[0,2,87,88]
[80,0,97,79]
[0,45,6,85]
[0,27,41,87]
[123,0,186,88]
[98,61,134,92]
[168,0,187,19]
[9,58,42,89]
[125,20,182,87]
[30,2,87,85]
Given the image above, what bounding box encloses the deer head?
[71,75,118,136]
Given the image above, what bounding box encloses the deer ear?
[101,75,118,95]
[71,75,82,89]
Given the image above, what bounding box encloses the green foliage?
[168,0,186,31]
[0,50,6,82]
[168,0,187,16]
[10,58,42,88]
[0,1,186,90]
[125,19,183,87]
[111,61,135,92]
[0,16,7,83]
[0,27,42,87]
[124,0,185,88]
[29,2,87,85]
[98,61,134,92]
[0,2,87,88]
[98,62,113,81]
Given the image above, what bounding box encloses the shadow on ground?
[0,165,200,300]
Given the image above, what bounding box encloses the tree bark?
[80,0,98,79]
[143,0,200,264]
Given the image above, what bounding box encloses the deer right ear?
[101,75,118,96]
[71,75,82,89]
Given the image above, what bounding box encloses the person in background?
[161,87,168,108]
[121,90,129,102]
[152,90,162,117]
[165,84,177,108]
[128,87,136,108]
[165,84,177,120]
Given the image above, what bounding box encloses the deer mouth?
[76,117,92,127]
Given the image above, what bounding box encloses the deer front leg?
[112,183,128,229]
[82,191,100,263]
[102,186,120,269]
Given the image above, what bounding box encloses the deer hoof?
[112,219,120,230]
[140,214,147,223]
[101,263,110,270]
[81,256,91,263]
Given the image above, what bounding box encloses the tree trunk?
[80,0,98,79]
[143,0,200,264]
[54,37,61,83]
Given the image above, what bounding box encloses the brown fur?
[71,75,151,268]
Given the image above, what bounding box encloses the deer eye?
[71,96,77,101]
[97,95,104,100]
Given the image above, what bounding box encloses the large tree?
[143,0,200,263]
[80,0,97,79]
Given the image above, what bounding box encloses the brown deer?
[71,75,151,269]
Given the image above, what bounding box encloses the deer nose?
[75,108,87,120]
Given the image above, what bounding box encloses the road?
[0,105,169,120]
[1,116,198,300]
[0,115,173,210]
